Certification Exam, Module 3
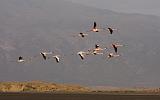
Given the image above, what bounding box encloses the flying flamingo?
[108,53,120,59]
[111,43,123,53]
[40,52,53,60]
[17,56,25,63]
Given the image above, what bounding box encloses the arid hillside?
[91,86,160,94]
[0,81,90,92]
[0,81,160,94]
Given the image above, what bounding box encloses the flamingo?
[17,56,25,62]
[112,43,123,53]
[77,51,90,60]
[92,44,107,55]
[40,52,53,60]
[53,55,60,63]
[104,27,118,34]
[108,53,120,59]
[88,22,102,32]
[78,32,88,38]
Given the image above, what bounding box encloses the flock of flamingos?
[17,22,124,63]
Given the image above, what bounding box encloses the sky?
[67,0,160,16]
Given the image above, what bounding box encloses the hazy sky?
[67,0,160,16]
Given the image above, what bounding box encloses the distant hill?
[90,86,160,94]
[0,81,160,94]
[0,0,160,87]
[0,81,90,92]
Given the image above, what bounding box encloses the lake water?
[0,93,160,100]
